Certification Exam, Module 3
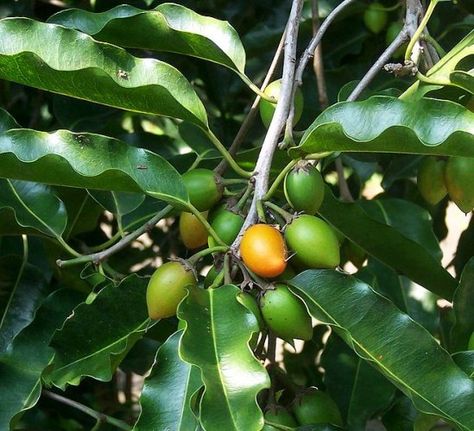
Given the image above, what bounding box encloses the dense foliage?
[0,0,473,430]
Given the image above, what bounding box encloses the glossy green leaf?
[292,97,474,158]
[453,352,474,378]
[0,289,83,430]
[178,284,269,431]
[451,70,474,94]
[49,3,246,75]
[0,110,187,206]
[290,270,474,431]
[318,188,457,299]
[450,258,474,352]
[45,275,152,389]
[87,191,145,217]
[402,31,474,99]
[0,18,208,127]
[0,255,49,353]
[322,334,396,429]
[0,179,67,239]
[134,330,201,431]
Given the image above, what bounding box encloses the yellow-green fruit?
[445,157,474,213]
[284,162,325,215]
[417,157,447,205]
[285,215,340,269]
[261,284,313,341]
[182,169,223,211]
[179,211,208,249]
[146,262,196,319]
[292,389,343,426]
[260,79,304,128]
[468,332,474,350]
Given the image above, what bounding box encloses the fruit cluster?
[146,146,346,343]
[417,156,474,213]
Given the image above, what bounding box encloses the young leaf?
[0,179,67,239]
[0,18,208,127]
[178,284,269,431]
[318,188,457,300]
[293,97,474,158]
[0,289,83,430]
[134,330,202,431]
[49,3,246,75]
[45,275,152,389]
[0,254,49,353]
[450,258,474,352]
[0,110,188,206]
[289,270,474,431]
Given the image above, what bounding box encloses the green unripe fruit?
[261,284,312,341]
[386,22,407,58]
[263,406,298,430]
[260,79,304,129]
[292,389,343,426]
[285,215,340,269]
[417,157,448,205]
[343,240,367,269]
[237,292,264,329]
[284,162,325,215]
[179,211,209,249]
[208,209,244,247]
[146,262,196,319]
[468,332,474,350]
[445,157,474,213]
[182,169,223,211]
[364,2,388,34]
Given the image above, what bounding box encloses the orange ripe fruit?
[240,224,287,278]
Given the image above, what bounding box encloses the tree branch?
[231,0,304,253]
[215,31,286,176]
[56,205,173,268]
[43,390,132,431]
[311,0,329,110]
[347,0,423,101]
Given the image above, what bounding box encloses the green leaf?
[134,330,201,431]
[289,270,474,431]
[0,110,187,206]
[0,289,83,430]
[292,96,474,158]
[450,70,474,94]
[322,334,396,429]
[178,284,269,431]
[49,3,246,75]
[0,179,67,239]
[452,351,474,378]
[45,275,151,389]
[0,18,208,127]
[318,188,457,300]
[402,31,474,99]
[450,258,474,352]
[87,191,145,217]
[0,255,49,353]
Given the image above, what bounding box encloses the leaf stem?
[43,390,132,431]
[263,159,299,201]
[205,130,252,178]
[188,246,229,265]
[185,203,226,246]
[264,201,293,224]
[56,205,173,267]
